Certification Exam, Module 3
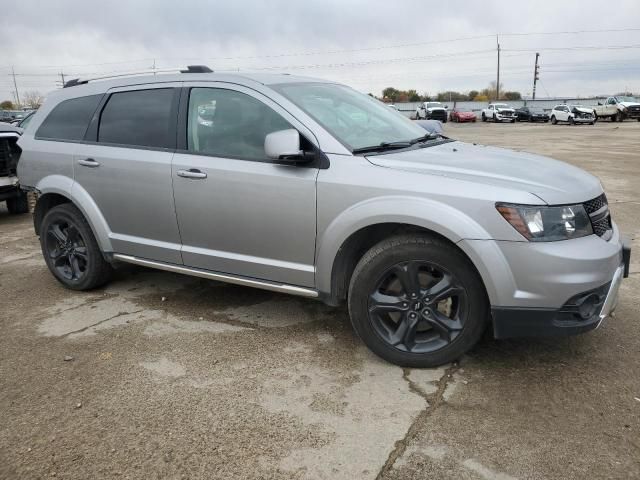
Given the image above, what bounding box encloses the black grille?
[0,138,18,176]
[583,193,612,238]
[428,110,447,121]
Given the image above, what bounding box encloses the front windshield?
[426,102,443,108]
[617,96,638,103]
[493,103,509,108]
[273,82,426,151]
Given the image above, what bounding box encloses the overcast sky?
[2,0,640,104]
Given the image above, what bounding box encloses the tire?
[569,117,575,125]
[39,203,113,290]
[551,116,557,125]
[493,113,498,122]
[6,191,29,214]
[347,234,488,368]
[616,111,623,122]
[610,114,616,122]
[510,119,516,123]
[481,113,487,122]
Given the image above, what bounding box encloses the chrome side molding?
[112,254,319,298]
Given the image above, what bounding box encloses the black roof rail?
[180,65,213,73]
[63,78,89,88]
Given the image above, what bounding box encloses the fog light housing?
[577,294,600,319]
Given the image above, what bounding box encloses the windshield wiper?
[352,133,441,155]
[352,142,412,154]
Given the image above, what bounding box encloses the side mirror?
[597,102,602,105]
[265,129,311,165]
[444,105,449,109]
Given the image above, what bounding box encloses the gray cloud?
[1,0,639,101]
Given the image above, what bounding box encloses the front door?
[172,84,318,287]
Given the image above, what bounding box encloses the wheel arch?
[316,198,493,306]
[33,175,113,253]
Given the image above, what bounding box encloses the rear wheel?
[348,234,488,368]
[6,191,29,214]
[40,203,113,290]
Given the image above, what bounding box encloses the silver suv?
[17,67,630,367]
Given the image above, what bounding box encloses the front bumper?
[495,113,515,121]
[492,238,630,338]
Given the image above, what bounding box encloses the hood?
[572,107,594,114]
[457,111,475,117]
[619,101,640,108]
[427,106,446,111]
[366,141,602,204]
[495,107,514,112]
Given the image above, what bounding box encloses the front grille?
[583,193,613,239]
[0,137,19,176]
[501,111,513,116]
[429,110,447,121]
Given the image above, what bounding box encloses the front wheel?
[569,117,575,125]
[481,113,487,122]
[40,203,113,290]
[348,235,488,368]
[551,116,557,125]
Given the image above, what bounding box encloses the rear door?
[74,83,183,263]
[171,83,318,287]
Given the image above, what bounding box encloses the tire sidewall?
[348,238,488,367]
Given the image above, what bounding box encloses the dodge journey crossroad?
[16,67,631,367]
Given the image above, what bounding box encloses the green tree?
[407,89,421,102]
[382,87,400,102]
[0,100,14,109]
[503,91,522,100]
[467,90,479,101]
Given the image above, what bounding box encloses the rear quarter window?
[35,94,102,141]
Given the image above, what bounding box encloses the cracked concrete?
[1,122,639,479]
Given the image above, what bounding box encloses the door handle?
[177,168,207,179]
[78,158,100,168]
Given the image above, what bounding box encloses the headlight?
[496,203,593,241]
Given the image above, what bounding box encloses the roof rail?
[63,65,214,88]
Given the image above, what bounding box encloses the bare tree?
[23,91,44,109]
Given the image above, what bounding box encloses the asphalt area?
[1,121,639,480]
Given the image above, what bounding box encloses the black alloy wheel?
[45,219,89,282]
[40,203,113,290]
[368,261,467,354]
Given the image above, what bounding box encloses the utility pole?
[532,53,540,100]
[496,35,500,101]
[11,66,21,108]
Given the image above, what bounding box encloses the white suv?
[550,105,595,125]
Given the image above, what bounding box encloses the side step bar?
[112,254,319,298]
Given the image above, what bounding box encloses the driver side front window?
[187,88,292,161]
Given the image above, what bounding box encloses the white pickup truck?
[481,103,516,123]
[415,102,448,122]
[592,96,640,122]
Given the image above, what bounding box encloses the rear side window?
[35,94,102,141]
[98,88,175,149]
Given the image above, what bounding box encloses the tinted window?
[98,88,175,148]
[35,94,102,141]
[187,88,291,161]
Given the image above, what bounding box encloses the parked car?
[592,96,640,122]
[515,106,549,122]
[13,111,36,133]
[414,119,444,135]
[416,101,448,122]
[17,69,630,368]
[481,103,516,122]
[550,105,595,125]
[449,107,477,123]
[0,123,29,214]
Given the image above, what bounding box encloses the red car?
[449,108,477,123]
